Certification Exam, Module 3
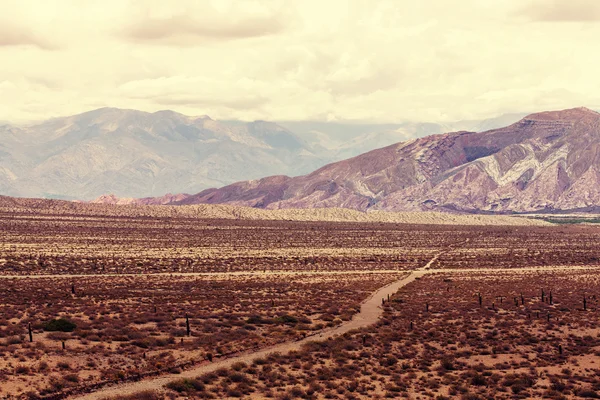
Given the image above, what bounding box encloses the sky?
[1,0,600,124]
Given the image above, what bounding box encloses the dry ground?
[152,269,600,400]
[1,200,599,399]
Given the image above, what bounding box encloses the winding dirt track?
[72,250,599,399]
[73,271,425,399]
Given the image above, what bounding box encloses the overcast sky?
[1,0,600,123]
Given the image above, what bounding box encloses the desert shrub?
[440,358,455,371]
[63,373,79,383]
[43,318,76,332]
[165,378,205,393]
[577,389,600,398]
[7,336,22,345]
[100,391,160,400]
[15,365,29,374]
[226,388,243,397]
[56,361,71,370]
[229,372,248,383]
[276,314,299,324]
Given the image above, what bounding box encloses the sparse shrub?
[43,318,76,332]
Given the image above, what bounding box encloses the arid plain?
[1,198,600,399]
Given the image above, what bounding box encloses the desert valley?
[4,107,600,400]
[4,1,600,399]
[2,188,600,399]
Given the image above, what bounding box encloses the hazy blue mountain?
[278,113,527,160]
[0,108,527,200]
[0,108,328,199]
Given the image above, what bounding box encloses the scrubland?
[160,270,600,399]
[0,273,397,398]
[1,200,599,399]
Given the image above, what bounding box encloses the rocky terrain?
[177,107,600,214]
[0,107,523,201]
[0,195,547,226]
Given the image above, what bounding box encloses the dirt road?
[73,272,421,399]
[72,252,599,399]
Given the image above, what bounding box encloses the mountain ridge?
[0,107,527,200]
[0,108,328,199]
[163,107,600,214]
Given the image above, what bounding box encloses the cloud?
[517,0,600,22]
[122,12,286,45]
[152,95,268,110]
[118,76,270,112]
[0,22,58,50]
[3,0,600,124]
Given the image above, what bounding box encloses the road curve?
[74,271,422,399]
[75,248,592,399]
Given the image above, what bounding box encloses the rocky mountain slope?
[175,107,600,213]
[0,108,524,200]
[0,108,330,200]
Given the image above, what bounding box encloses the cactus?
[186,314,191,336]
[583,296,587,311]
[28,322,33,343]
[521,293,525,305]
[541,289,545,302]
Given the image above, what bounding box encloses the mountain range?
[0,107,523,200]
[0,108,325,199]
[167,107,600,214]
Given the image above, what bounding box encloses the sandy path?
[71,250,600,399]
[73,272,422,399]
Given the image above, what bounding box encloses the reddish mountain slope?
[178,107,600,213]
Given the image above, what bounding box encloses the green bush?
[43,318,76,332]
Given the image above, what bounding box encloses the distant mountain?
[90,193,190,205]
[174,107,600,213]
[0,107,525,200]
[0,108,330,199]
[278,113,527,160]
